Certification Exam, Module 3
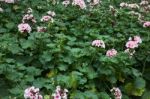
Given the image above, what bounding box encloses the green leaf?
[142,91,150,99]
[5,22,15,29]
[99,92,111,99]
[134,77,146,89]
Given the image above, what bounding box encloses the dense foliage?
[0,0,150,99]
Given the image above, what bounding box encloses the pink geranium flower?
[18,23,31,33]
[92,40,105,48]
[126,40,138,49]
[24,86,43,99]
[133,36,142,44]
[110,87,122,99]
[143,21,150,27]
[52,86,68,99]
[106,49,117,57]
[72,0,86,9]
[5,0,14,3]
[41,15,53,22]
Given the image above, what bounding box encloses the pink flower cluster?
[24,86,43,99]
[18,8,56,33]
[18,23,31,33]
[92,40,117,57]
[120,2,139,9]
[18,8,37,33]
[92,40,105,48]
[125,36,142,56]
[22,8,36,23]
[41,11,55,22]
[72,0,86,9]
[4,0,14,3]
[126,36,142,49]
[143,21,150,27]
[41,16,53,22]
[37,26,47,32]
[52,86,68,99]
[110,87,122,99]
[106,49,117,57]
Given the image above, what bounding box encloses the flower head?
[106,49,117,57]
[24,86,43,99]
[133,36,142,44]
[126,40,138,49]
[47,11,56,17]
[41,15,53,22]
[52,86,68,99]
[143,21,150,27]
[72,0,86,9]
[62,0,70,7]
[92,40,105,48]
[120,2,128,7]
[5,0,14,3]
[37,26,47,32]
[110,87,122,99]
[18,23,31,33]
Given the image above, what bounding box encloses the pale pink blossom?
[27,8,33,14]
[22,14,36,23]
[126,40,138,49]
[41,15,53,22]
[5,0,14,3]
[37,26,47,32]
[125,49,135,56]
[18,23,31,33]
[120,2,128,7]
[106,49,117,57]
[52,93,61,99]
[143,21,150,27]
[92,40,105,48]
[0,7,3,12]
[133,36,142,43]
[24,86,43,99]
[127,4,139,9]
[62,0,70,7]
[52,86,68,99]
[110,87,122,99]
[47,11,56,17]
[140,1,149,6]
[72,0,86,9]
